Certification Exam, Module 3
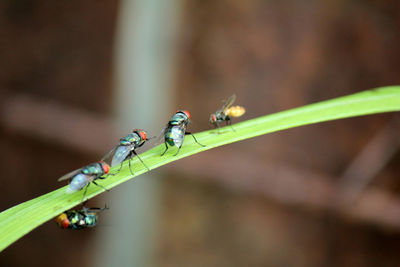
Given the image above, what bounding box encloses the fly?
[102,129,151,175]
[161,110,205,156]
[57,161,110,201]
[209,94,245,132]
[55,205,108,230]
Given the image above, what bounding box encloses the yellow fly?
[209,94,245,132]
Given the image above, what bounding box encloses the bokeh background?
[1,1,400,266]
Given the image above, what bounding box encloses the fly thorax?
[136,139,144,148]
[67,212,80,224]
[82,163,103,175]
[170,113,187,125]
[215,113,221,120]
[125,133,139,144]
[132,135,143,147]
[120,139,131,146]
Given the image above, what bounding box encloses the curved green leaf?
[0,86,399,251]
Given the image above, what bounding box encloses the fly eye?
[139,131,147,140]
[182,110,191,119]
[61,219,70,229]
[102,163,110,174]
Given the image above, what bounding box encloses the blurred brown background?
[1,1,400,266]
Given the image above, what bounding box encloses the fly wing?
[66,173,92,193]
[101,145,119,164]
[155,124,169,144]
[221,94,236,115]
[111,145,132,166]
[57,168,83,182]
[84,205,109,213]
[172,124,186,147]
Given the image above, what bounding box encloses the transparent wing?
[66,174,92,193]
[221,94,236,115]
[57,168,83,182]
[172,125,186,147]
[83,205,109,213]
[101,145,119,164]
[155,124,169,144]
[111,145,131,166]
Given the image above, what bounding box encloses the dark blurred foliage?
[159,175,400,267]
[0,0,116,112]
[0,0,400,266]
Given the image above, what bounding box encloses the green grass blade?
[0,86,399,251]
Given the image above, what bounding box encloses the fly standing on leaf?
[57,161,110,201]
[55,205,108,230]
[209,94,246,132]
[102,129,151,175]
[161,110,205,156]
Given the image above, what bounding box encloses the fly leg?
[81,183,91,203]
[215,122,221,134]
[132,150,150,171]
[174,145,183,156]
[226,119,235,132]
[128,156,134,175]
[161,142,169,156]
[92,181,110,193]
[106,162,123,177]
[115,162,123,174]
[86,205,109,213]
[185,132,206,147]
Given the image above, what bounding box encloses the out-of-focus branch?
[169,148,400,229]
[0,93,116,154]
[338,117,400,202]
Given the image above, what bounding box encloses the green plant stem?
[0,86,399,252]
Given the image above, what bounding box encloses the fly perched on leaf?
[209,94,245,132]
[57,161,110,201]
[55,205,108,230]
[102,129,151,175]
[161,110,205,156]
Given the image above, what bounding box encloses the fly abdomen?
[83,213,98,227]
